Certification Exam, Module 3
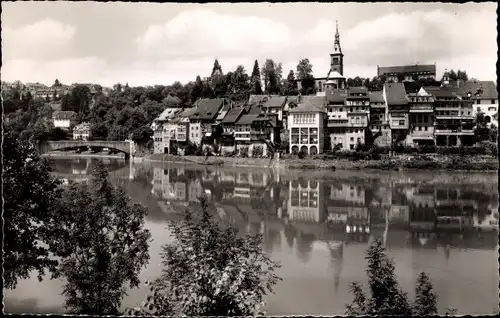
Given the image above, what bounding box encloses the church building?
[296,21,347,95]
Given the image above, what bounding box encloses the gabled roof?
[326,89,347,103]
[52,110,76,120]
[461,81,498,100]
[155,107,182,121]
[263,96,287,108]
[289,96,326,113]
[284,96,299,111]
[236,114,260,125]
[378,64,436,76]
[177,107,197,118]
[384,83,408,106]
[190,98,225,120]
[369,91,385,103]
[222,107,246,124]
[347,86,369,99]
[248,95,270,105]
[327,70,345,79]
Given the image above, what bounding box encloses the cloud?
[2,19,76,59]
[136,9,293,59]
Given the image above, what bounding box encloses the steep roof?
[263,96,287,108]
[422,86,465,99]
[289,96,326,113]
[190,98,225,120]
[248,95,270,105]
[177,107,197,118]
[369,91,385,103]
[326,89,347,103]
[52,110,76,120]
[384,83,408,106]
[347,86,369,99]
[461,80,498,100]
[284,96,299,111]
[222,107,246,124]
[378,64,436,76]
[155,107,182,121]
[236,114,260,125]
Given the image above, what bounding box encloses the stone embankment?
[146,153,498,171]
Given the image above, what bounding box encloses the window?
[488,107,496,112]
[424,126,428,131]
[399,120,405,126]
[492,99,497,104]
[476,100,480,104]
[340,108,343,112]
[350,137,354,142]
[350,144,354,150]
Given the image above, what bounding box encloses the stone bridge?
[38,140,135,159]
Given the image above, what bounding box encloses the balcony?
[328,119,349,127]
[176,134,187,141]
[434,128,474,135]
[409,105,433,113]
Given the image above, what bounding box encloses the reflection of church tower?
[326,21,346,90]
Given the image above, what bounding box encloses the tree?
[53,79,62,87]
[262,59,283,94]
[346,239,454,316]
[250,59,263,95]
[283,70,298,95]
[201,82,215,99]
[228,65,251,101]
[129,196,281,316]
[353,76,363,87]
[3,129,62,289]
[191,76,204,102]
[296,59,315,95]
[49,162,151,315]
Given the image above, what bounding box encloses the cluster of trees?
[5,128,458,315]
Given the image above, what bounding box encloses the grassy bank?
[146,153,498,171]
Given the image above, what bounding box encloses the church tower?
[330,21,344,76]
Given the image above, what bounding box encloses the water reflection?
[15,158,496,315]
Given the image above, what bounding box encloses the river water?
[4,157,500,315]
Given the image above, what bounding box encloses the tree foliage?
[3,129,62,289]
[345,239,453,316]
[250,59,263,95]
[49,162,151,315]
[262,59,283,94]
[128,196,281,316]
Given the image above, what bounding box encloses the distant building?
[52,110,77,130]
[384,83,410,143]
[73,123,91,141]
[377,64,437,82]
[152,108,183,154]
[462,80,498,127]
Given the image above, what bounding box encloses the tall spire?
[333,20,342,53]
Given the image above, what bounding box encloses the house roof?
[177,107,198,118]
[369,91,385,103]
[236,114,260,125]
[461,80,498,100]
[284,96,299,111]
[326,89,347,103]
[222,107,246,124]
[49,102,62,111]
[190,98,225,120]
[289,96,326,113]
[52,110,76,120]
[263,96,287,108]
[422,86,465,99]
[248,95,270,105]
[327,70,345,79]
[384,83,408,106]
[347,86,369,99]
[155,107,182,121]
[378,64,436,76]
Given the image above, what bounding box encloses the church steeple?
[333,20,342,53]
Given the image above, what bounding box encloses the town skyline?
[2,2,497,87]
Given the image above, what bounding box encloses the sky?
[2,1,498,87]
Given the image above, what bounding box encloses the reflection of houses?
[288,178,325,223]
[152,167,203,206]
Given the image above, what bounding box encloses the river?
[4,157,500,315]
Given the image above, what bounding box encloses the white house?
[52,110,77,130]
[288,96,326,155]
[73,122,91,140]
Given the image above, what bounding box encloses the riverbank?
[146,153,498,171]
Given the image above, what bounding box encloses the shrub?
[346,239,455,316]
[184,143,197,156]
[480,141,498,157]
[239,146,249,158]
[419,144,437,154]
[298,150,307,159]
[128,196,281,316]
[251,146,264,158]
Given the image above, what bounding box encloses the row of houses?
[152,96,286,156]
[152,76,497,156]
